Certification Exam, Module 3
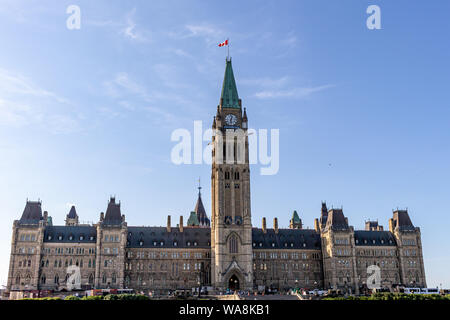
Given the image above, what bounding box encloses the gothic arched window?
[229,235,238,254]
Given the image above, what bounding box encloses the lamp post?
[295,279,298,293]
[197,280,201,298]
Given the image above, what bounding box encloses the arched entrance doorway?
[228,275,240,291]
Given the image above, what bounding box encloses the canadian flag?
[218,39,229,47]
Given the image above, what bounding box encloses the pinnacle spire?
[194,180,210,227]
[220,59,240,109]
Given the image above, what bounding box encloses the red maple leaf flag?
[218,39,229,47]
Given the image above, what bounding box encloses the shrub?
[81,295,104,300]
[65,295,81,300]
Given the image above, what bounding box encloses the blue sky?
[0,0,449,288]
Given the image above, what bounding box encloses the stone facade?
[6,59,426,298]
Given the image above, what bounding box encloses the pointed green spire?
[292,210,301,223]
[187,211,200,226]
[220,58,240,108]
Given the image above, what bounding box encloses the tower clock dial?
[225,114,238,126]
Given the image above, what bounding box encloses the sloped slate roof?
[326,209,349,230]
[19,201,43,225]
[194,194,210,226]
[354,230,397,246]
[393,210,415,231]
[126,226,211,248]
[103,197,122,225]
[43,225,97,243]
[251,228,321,250]
[67,206,78,219]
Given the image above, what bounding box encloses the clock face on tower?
[225,114,238,126]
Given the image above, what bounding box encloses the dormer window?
[259,242,263,247]
[372,239,376,244]
[160,241,164,246]
[381,239,384,244]
[303,243,306,248]
[69,235,73,241]
[48,235,52,240]
[58,235,63,241]
[79,236,84,241]
[187,241,191,246]
[153,241,157,246]
[90,236,94,241]
[139,241,143,246]
[193,241,198,246]
[364,239,367,244]
[253,242,256,247]
[355,239,359,244]
[173,241,178,246]
[291,243,294,247]
[271,242,275,247]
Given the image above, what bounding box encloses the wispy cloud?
[120,8,149,42]
[102,72,189,125]
[0,68,80,134]
[254,84,335,99]
[0,68,68,103]
[169,23,226,46]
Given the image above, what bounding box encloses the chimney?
[121,214,125,223]
[262,217,267,234]
[179,216,184,232]
[314,218,320,232]
[100,212,104,221]
[274,218,278,234]
[43,211,48,221]
[389,218,394,232]
[167,215,171,232]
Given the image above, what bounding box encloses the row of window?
[224,171,240,180]
[39,259,96,268]
[253,252,319,260]
[355,238,393,245]
[125,262,205,272]
[356,260,398,268]
[134,240,204,247]
[17,247,35,254]
[402,239,416,246]
[103,248,119,255]
[19,234,36,242]
[253,262,317,271]
[335,249,351,256]
[127,251,208,259]
[357,249,396,257]
[335,238,349,245]
[104,235,120,242]
[253,242,311,248]
[224,183,240,189]
[47,234,95,241]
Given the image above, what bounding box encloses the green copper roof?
[220,59,240,108]
[292,210,301,223]
[187,211,200,226]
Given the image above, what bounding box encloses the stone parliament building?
[6,59,426,298]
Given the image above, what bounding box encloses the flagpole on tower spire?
[227,38,230,60]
